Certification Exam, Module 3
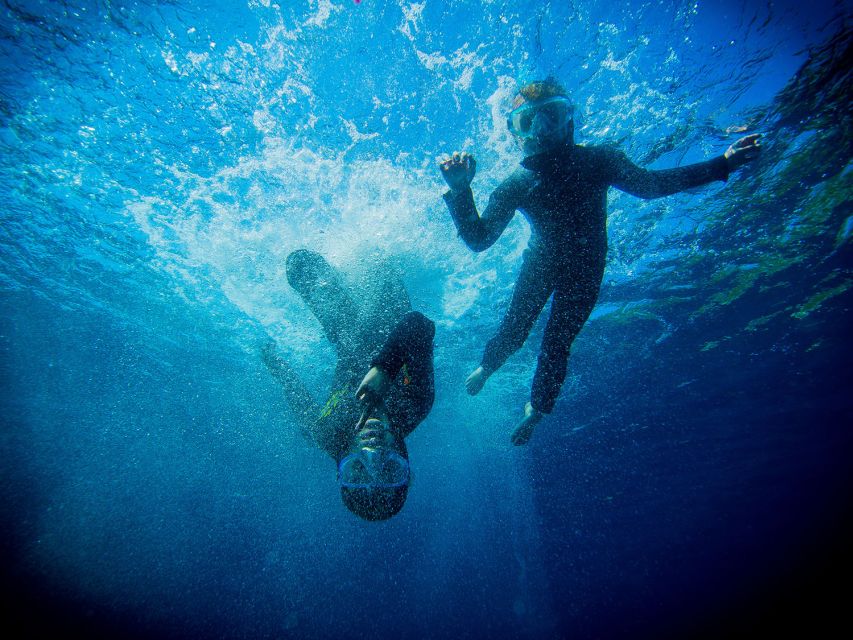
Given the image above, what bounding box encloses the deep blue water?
[1,1,851,638]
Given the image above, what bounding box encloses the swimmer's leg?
[261,339,319,442]
[530,269,601,415]
[514,266,602,445]
[472,250,553,395]
[286,249,361,352]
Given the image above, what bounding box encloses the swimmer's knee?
[402,311,435,339]
[285,248,317,273]
[286,249,325,289]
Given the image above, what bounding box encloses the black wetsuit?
[444,143,729,414]
[279,249,435,462]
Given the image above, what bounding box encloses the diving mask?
[507,96,574,139]
[338,418,410,488]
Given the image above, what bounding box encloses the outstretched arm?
[439,151,518,252]
[610,134,762,199]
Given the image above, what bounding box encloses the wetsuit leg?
[481,249,555,375]
[261,340,320,440]
[286,249,360,351]
[530,262,603,414]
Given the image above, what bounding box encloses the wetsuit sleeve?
[371,311,435,379]
[442,176,520,252]
[606,148,730,199]
[372,311,435,436]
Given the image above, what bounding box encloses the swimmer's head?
[508,77,574,155]
[338,417,410,521]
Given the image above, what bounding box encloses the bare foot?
[465,366,489,395]
[511,402,543,446]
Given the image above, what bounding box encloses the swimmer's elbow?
[456,221,500,252]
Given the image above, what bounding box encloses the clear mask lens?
[507,96,573,138]
[339,451,409,488]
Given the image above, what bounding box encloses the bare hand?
[724,133,762,171]
[438,151,477,191]
[355,366,390,430]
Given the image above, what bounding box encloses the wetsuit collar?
[521,143,576,173]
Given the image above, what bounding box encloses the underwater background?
[1,0,851,638]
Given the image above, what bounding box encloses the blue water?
[1,1,851,638]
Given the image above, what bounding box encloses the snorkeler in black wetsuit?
[439,78,761,446]
[262,249,435,520]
